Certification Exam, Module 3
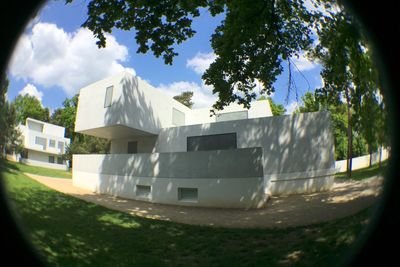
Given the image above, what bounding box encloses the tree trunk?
[345,88,353,178]
[379,146,382,168]
[369,145,372,168]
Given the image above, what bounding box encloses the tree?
[173,91,194,108]
[50,94,79,139]
[296,91,370,161]
[0,75,22,158]
[259,96,286,116]
[67,0,316,111]
[13,94,50,124]
[297,92,323,113]
[310,3,381,177]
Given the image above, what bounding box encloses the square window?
[48,156,55,163]
[57,157,63,165]
[104,86,114,107]
[136,185,151,198]
[178,188,198,202]
[127,141,137,154]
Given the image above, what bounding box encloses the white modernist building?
[73,71,336,208]
[18,118,70,170]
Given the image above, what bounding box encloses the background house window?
[49,139,56,147]
[187,133,237,152]
[48,156,55,163]
[127,141,138,154]
[58,141,64,153]
[172,108,185,126]
[35,136,47,150]
[57,157,63,165]
[216,111,248,122]
[104,85,114,107]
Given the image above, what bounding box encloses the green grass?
[335,160,387,181]
[2,164,373,267]
[0,160,72,179]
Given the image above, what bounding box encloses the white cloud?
[291,52,318,72]
[186,52,216,75]
[285,101,300,115]
[18,83,43,102]
[8,22,134,96]
[156,81,217,109]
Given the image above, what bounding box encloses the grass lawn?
[2,165,373,267]
[335,160,387,181]
[1,160,72,179]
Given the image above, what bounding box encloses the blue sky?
[6,0,323,113]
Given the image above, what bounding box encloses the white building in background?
[17,118,70,170]
[73,71,336,209]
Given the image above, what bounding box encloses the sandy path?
[24,172,383,228]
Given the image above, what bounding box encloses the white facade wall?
[187,100,272,125]
[73,71,336,207]
[73,148,266,208]
[94,112,336,197]
[75,71,192,138]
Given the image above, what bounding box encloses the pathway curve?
[24,172,383,229]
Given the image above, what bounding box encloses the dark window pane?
[127,141,138,154]
[48,156,55,163]
[178,188,198,202]
[187,133,237,152]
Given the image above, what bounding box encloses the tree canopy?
[13,95,50,124]
[173,91,194,108]
[0,75,22,157]
[67,0,319,110]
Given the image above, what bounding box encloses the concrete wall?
[95,111,335,197]
[335,148,389,172]
[73,148,266,208]
[154,111,335,195]
[110,136,157,154]
[187,100,272,125]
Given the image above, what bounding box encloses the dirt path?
[24,172,383,229]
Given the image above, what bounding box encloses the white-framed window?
[216,111,248,122]
[172,108,185,126]
[104,85,114,107]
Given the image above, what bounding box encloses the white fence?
[335,148,389,172]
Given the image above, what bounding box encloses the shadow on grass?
[2,169,374,267]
